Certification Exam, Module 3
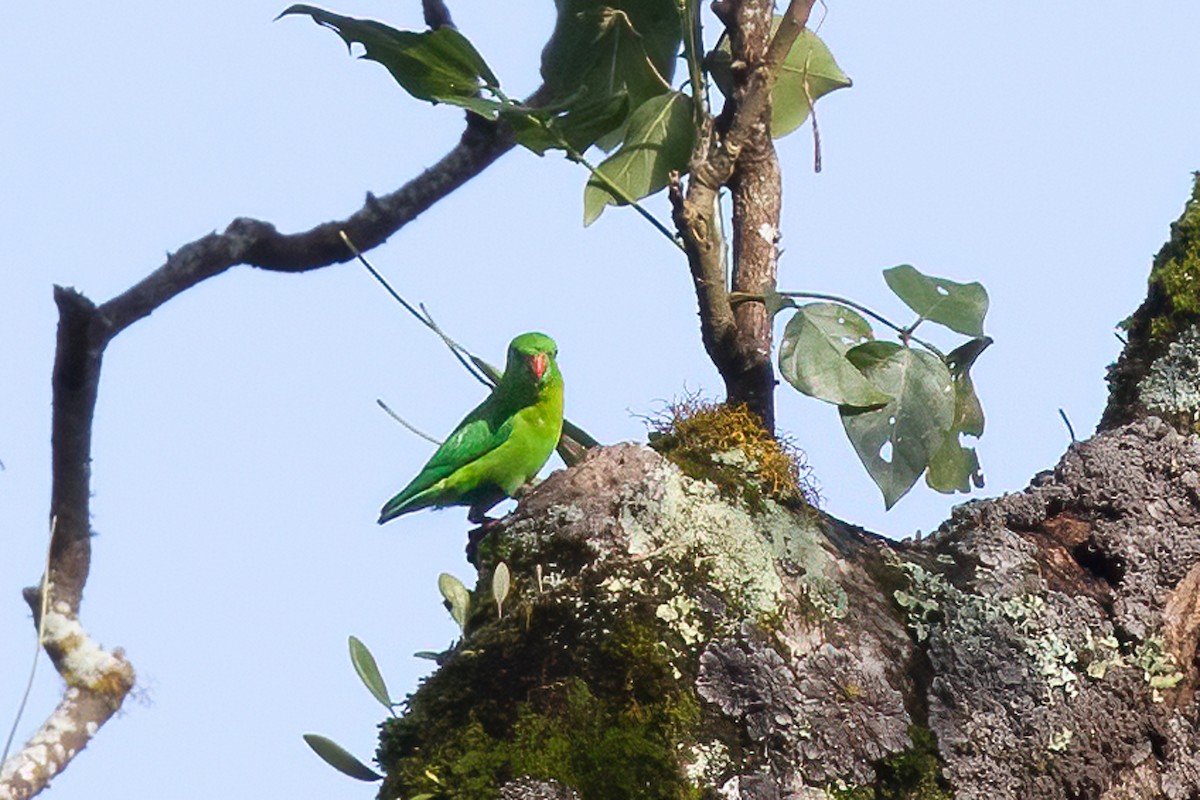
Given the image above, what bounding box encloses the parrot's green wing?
[378,400,515,522]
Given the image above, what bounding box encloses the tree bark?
[373,179,1200,800]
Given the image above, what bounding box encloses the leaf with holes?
[839,343,955,508]
[926,433,983,494]
[302,734,383,781]
[348,636,392,710]
[583,91,694,224]
[778,303,892,407]
[883,265,989,336]
[437,572,471,630]
[926,341,990,494]
[708,22,851,138]
[280,5,498,105]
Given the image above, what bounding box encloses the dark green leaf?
[437,572,471,630]
[952,371,985,438]
[280,5,497,104]
[412,651,443,661]
[926,435,982,494]
[708,23,851,138]
[541,0,681,135]
[503,93,630,155]
[840,343,955,508]
[778,303,891,407]
[302,734,383,781]
[583,91,694,224]
[348,636,391,709]
[946,336,993,378]
[882,265,989,336]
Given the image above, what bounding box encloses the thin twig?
[376,399,443,445]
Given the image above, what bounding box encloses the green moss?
[380,679,700,800]
[829,727,954,800]
[1146,174,1200,342]
[377,607,702,800]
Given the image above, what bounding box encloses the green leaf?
[926,434,982,494]
[952,371,986,438]
[926,340,990,494]
[882,265,989,336]
[839,343,955,508]
[302,734,383,781]
[583,91,694,224]
[503,93,631,155]
[492,561,511,618]
[437,572,471,630]
[541,0,681,132]
[708,22,851,138]
[946,336,993,378]
[778,303,892,407]
[348,636,391,709]
[280,5,497,104]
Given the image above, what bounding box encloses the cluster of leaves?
[302,563,513,788]
[777,266,991,507]
[282,4,991,509]
[647,396,817,511]
[279,2,849,223]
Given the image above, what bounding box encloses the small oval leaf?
[883,265,989,336]
[302,733,383,781]
[348,636,391,709]
[493,561,511,618]
[437,572,471,630]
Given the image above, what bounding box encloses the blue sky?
[3,3,1199,798]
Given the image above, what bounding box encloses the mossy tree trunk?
[376,182,1200,800]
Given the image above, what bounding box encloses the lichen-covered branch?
[0,117,514,800]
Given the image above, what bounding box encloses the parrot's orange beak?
[531,352,548,382]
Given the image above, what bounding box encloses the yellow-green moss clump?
[648,399,817,512]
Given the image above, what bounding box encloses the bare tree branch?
[0,115,515,800]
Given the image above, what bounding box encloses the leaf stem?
[755,289,947,360]
[564,145,684,250]
[680,0,709,121]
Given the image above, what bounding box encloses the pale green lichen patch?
[892,556,1186,705]
[892,559,1080,699]
[1139,324,1200,427]
[615,461,835,643]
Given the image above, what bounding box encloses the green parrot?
[378,332,564,525]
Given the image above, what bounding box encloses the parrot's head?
[506,332,560,389]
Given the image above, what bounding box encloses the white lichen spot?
[1046,727,1074,752]
[40,610,124,691]
[757,223,776,244]
[682,739,731,783]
